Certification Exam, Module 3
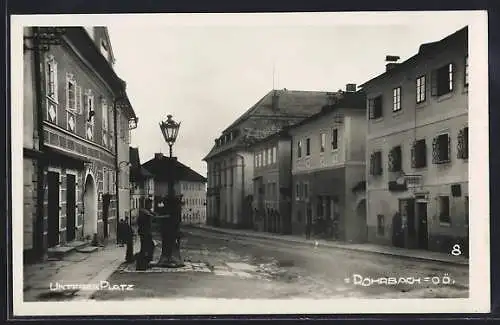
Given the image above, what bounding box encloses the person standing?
[124,219,134,262]
[117,219,125,247]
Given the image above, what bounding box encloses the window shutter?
[53,62,58,101]
[368,99,374,119]
[450,62,456,91]
[419,140,427,167]
[75,86,81,114]
[447,134,451,162]
[388,149,394,172]
[411,142,416,168]
[432,137,439,163]
[369,154,374,175]
[431,69,438,96]
[463,127,468,159]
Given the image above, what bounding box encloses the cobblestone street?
[90,228,469,300]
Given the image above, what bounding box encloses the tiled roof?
[285,90,367,131]
[359,26,468,88]
[143,154,207,183]
[203,89,333,160]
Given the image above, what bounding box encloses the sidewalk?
[23,238,139,301]
[187,224,469,266]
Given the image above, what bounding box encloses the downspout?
[113,98,120,244]
[33,27,46,259]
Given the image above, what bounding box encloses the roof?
[143,154,207,183]
[64,27,137,121]
[286,90,367,131]
[129,147,153,181]
[359,26,468,88]
[203,89,333,160]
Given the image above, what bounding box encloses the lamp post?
[157,114,183,268]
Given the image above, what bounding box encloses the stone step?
[76,246,99,253]
[47,245,75,259]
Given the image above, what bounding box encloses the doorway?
[399,198,416,248]
[47,171,60,247]
[416,201,428,249]
[355,199,368,243]
[83,173,97,239]
[102,194,111,239]
[66,173,76,242]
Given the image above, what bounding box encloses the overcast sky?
[105,12,474,177]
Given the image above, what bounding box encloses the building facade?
[360,26,469,255]
[129,147,154,223]
[180,181,207,225]
[204,89,334,229]
[142,153,207,219]
[250,130,293,234]
[23,27,137,262]
[288,88,368,243]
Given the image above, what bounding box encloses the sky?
[105,12,474,177]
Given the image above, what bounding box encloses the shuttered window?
[411,139,427,168]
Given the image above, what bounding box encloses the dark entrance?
[66,174,76,242]
[306,202,312,239]
[102,194,111,239]
[416,201,428,249]
[47,171,60,247]
[399,198,416,248]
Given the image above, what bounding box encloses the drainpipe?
[235,154,245,228]
[113,98,120,244]
[33,27,46,260]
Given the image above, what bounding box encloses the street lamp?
[156,114,184,268]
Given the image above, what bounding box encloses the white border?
[12,11,489,315]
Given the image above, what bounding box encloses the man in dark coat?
[137,208,155,263]
[117,219,126,246]
[123,217,134,262]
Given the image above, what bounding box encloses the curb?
[186,225,469,266]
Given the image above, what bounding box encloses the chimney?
[385,63,399,71]
[154,153,164,160]
[272,90,280,110]
[385,55,400,71]
[346,83,356,92]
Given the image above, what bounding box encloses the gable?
[92,27,116,66]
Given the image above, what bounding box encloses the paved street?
[90,228,469,300]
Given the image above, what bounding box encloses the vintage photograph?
[11,11,489,315]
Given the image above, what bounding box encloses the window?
[306,138,311,156]
[457,127,468,160]
[272,147,277,164]
[320,133,326,152]
[377,215,385,236]
[297,140,302,158]
[432,63,455,97]
[416,75,426,103]
[270,147,274,164]
[295,182,300,200]
[66,74,78,132]
[101,39,110,60]
[85,92,95,140]
[465,56,469,86]
[46,55,58,101]
[432,133,451,164]
[368,96,383,119]
[268,148,272,165]
[392,87,402,112]
[103,167,109,193]
[332,128,338,150]
[304,182,309,198]
[465,196,469,227]
[254,154,258,168]
[260,151,264,166]
[388,145,402,172]
[438,196,451,224]
[102,99,108,147]
[370,151,383,176]
[411,139,427,168]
